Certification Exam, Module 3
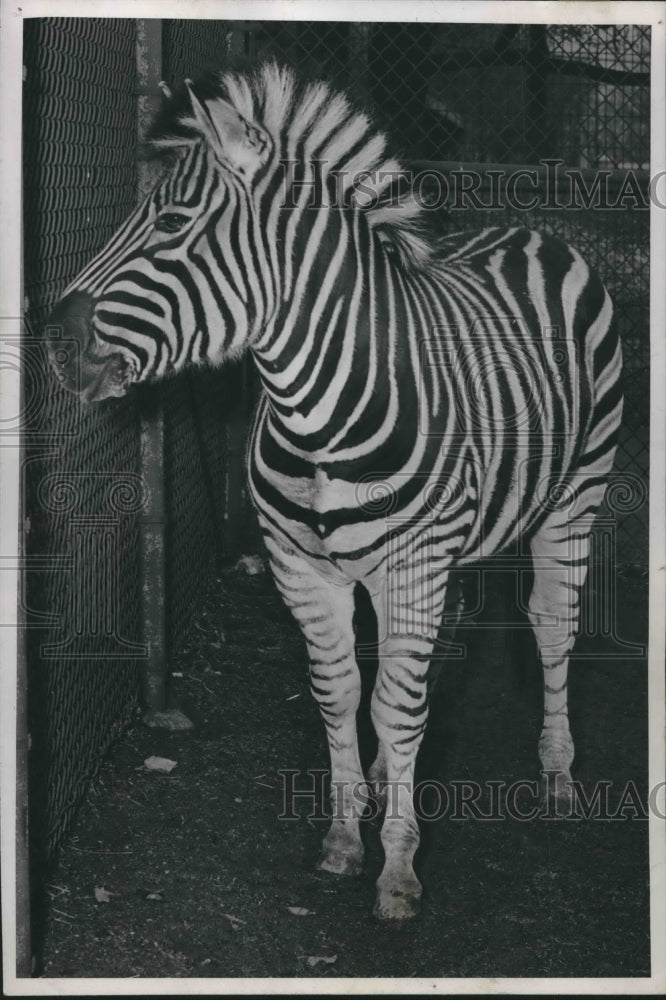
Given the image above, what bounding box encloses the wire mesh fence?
[235,22,649,167]
[22,15,650,916]
[22,17,254,872]
[23,17,144,877]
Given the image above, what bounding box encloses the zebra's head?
[46,62,433,402]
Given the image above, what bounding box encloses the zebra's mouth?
[46,291,139,403]
[78,347,138,403]
[74,326,137,403]
[90,354,136,403]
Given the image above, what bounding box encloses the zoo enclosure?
[20,16,650,972]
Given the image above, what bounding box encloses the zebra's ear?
[185,83,269,177]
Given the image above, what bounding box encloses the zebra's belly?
[252,489,474,593]
[249,444,484,584]
[251,455,552,596]
[253,501,390,584]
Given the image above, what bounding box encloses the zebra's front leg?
[369,568,449,919]
[266,537,366,876]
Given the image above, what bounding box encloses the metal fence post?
[136,20,192,730]
[139,386,167,715]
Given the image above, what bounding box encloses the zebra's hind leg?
[265,536,367,876]
[528,494,605,805]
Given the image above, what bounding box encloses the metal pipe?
[135,21,191,730]
[139,386,167,712]
[136,21,167,716]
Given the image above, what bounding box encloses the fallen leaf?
[221,913,245,932]
[94,887,112,903]
[305,954,338,967]
[143,756,177,773]
[235,554,264,575]
[287,906,314,916]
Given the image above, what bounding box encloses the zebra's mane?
[148,61,437,272]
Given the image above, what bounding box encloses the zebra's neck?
[250,208,411,462]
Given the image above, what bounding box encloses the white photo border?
[1,1,664,994]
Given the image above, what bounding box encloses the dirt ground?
[38,556,650,980]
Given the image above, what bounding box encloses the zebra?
[46,62,623,920]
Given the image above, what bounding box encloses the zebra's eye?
[154,213,191,234]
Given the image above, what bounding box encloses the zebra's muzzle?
[46,291,136,403]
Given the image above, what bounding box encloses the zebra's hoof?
[373,887,422,921]
[318,849,363,877]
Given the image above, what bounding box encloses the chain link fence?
[22,15,650,960]
[23,18,144,908]
[22,18,254,887]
